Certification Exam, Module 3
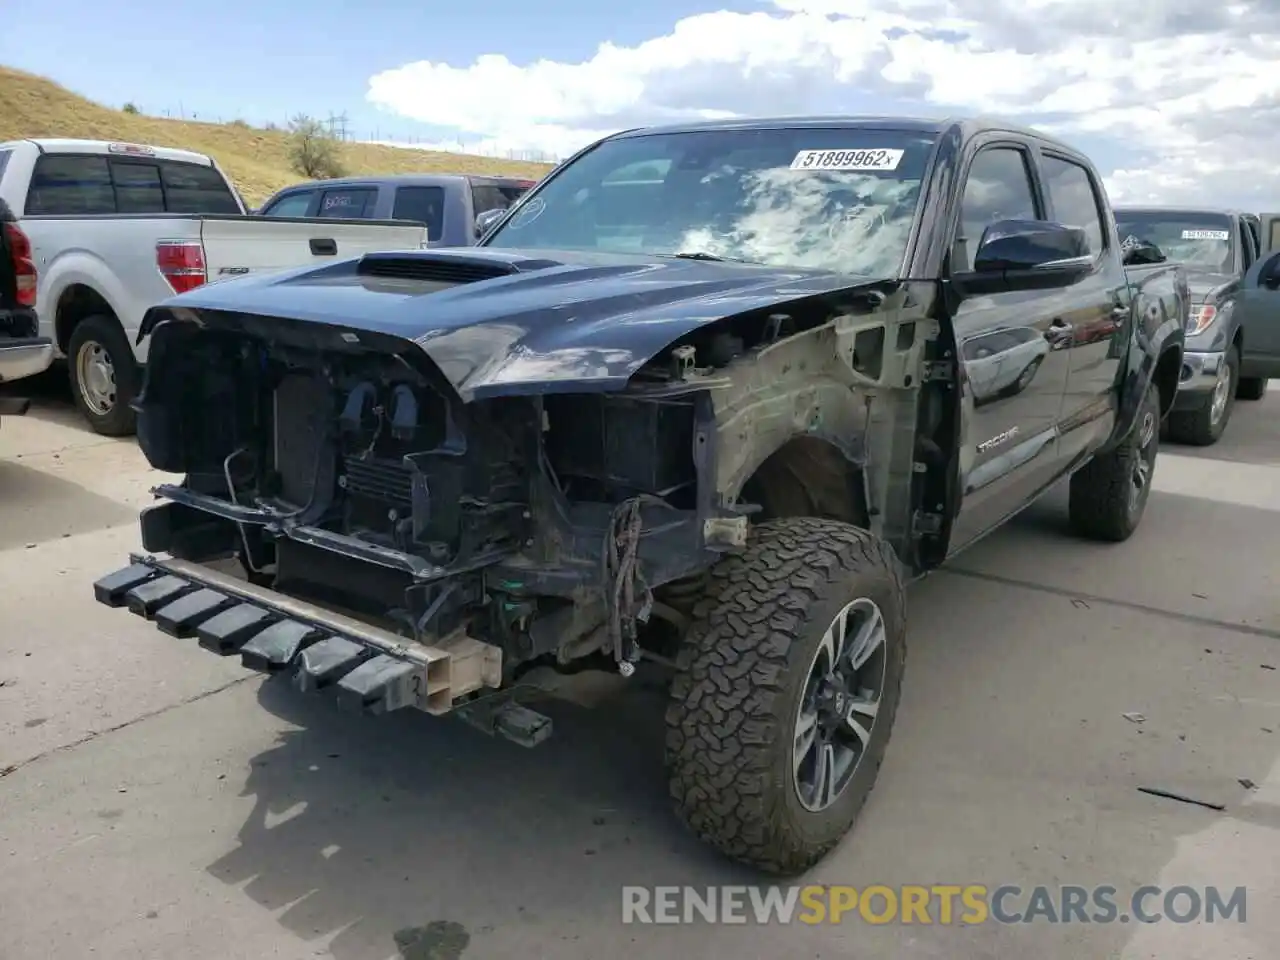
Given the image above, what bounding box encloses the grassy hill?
[0,66,555,205]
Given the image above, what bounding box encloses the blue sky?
[0,0,717,142]
[1,0,1272,205]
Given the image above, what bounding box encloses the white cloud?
[366,0,1280,206]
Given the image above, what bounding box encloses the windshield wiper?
[665,251,760,264]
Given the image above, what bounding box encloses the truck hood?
[1182,268,1236,302]
[147,248,889,400]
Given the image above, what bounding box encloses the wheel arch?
[55,283,121,354]
[735,433,871,529]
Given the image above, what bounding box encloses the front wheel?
[665,518,907,876]
[1165,347,1238,446]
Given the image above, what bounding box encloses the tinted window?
[471,183,526,215]
[1041,155,1104,257]
[485,128,938,276]
[1238,221,1255,270]
[392,185,445,240]
[109,160,165,213]
[1272,220,1280,254]
[957,148,1039,271]
[262,191,316,217]
[1113,210,1233,271]
[160,161,240,214]
[0,150,11,182]
[317,187,376,218]
[26,155,115,215]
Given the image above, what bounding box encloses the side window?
[262,191,315,217]
[956,148,1039,272]
[159,161,241,214]
[26,155,115,215]
[261,191,315,217]
[1041,155,1105,258]
[391,186,445,240]
[109,160,165,214]
[317,187,376,218]
[0,150,12,182]
[471,184,512,216]
[1238,221,1255,271]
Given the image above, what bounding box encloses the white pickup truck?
[0,138,431,435]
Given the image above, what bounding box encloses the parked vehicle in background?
[95,116,1185,876]
[0,139,434,436]
[0,193,53,423]
[1114,206,1277,445]
[256,174,538,246]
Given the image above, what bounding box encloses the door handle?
[309,238,337,256]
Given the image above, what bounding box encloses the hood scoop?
[358,252,521,285]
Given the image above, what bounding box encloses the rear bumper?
[1173,349,1224,409]
[0,336,54,386]
[93,553,502,716]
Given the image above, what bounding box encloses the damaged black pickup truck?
[94,117,1187,875]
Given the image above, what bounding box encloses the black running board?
[93,553,503,718]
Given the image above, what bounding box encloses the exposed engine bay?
[123,263,944,724]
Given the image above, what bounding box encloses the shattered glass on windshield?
[485,127,939,277]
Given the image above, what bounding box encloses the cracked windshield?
[485,129,938,276]
[4,0,1279,957]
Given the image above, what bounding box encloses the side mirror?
[954,219,1093,298]
[475,207,506,239]
[1121,238,1166,266]
[1259,252,1280,290]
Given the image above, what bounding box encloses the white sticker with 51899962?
[791,148,904,171]
[1181,229,1230,240]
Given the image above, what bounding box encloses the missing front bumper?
[93,553,502,717]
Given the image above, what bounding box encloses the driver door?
[1236,250,1280,383]
[948,142,1072,551]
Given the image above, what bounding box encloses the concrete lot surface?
[1,372,1277,960]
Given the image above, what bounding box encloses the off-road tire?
[1165,346,1238,446]
[665,517,907,876]
[67,314,139,437]
[1236,376,1268,401]
[1067,378,1160,543]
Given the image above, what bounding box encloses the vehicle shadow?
[205,673,759,959]
[0,365,87,430]
[0,458,138,548]
[1161,389,1280,465]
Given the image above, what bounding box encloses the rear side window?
[0,150,12,183]
[317,187,376,218]
[471,183,525,216]
[1041,155,1105,257]
[26,155,115,214]
[160,161,241,214]
[110,160,165,213]
[262,191,315,217]
[392,185,445,239]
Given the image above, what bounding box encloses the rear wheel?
[1236,376,1268,401]
[1067,378,1160,543]
[665,517,906,876]
[67,314,139,437]
[1165,347,1238,446]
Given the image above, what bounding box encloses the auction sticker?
[791,148,904,171]
[1181,229,1229,240]
[506,196,545,229]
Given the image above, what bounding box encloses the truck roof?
[0,138,215,167]
[1114,204,1250,218]
[281,173,535,190]
[609,114,1083,153]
